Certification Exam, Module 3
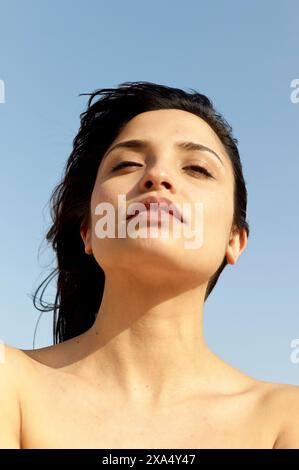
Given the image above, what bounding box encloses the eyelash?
[111,161,213,178]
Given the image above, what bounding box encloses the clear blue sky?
[0,0,298,385]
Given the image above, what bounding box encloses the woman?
[1,81,299,449]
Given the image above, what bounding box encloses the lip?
[126,195,185,224]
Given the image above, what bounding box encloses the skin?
[78,109,248,397]
[1,109,299,449]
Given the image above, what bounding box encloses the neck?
[81,268,226,405]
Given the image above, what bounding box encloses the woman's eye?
[184,165,213,178]
[111,161,213,179]
[111,161,143,172]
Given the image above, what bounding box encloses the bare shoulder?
[0,341,67,449]
[0,339,80,449]
[0,341,39,387]
[264,381,299,449]
[217,363,299,448]
[0,339,77,399]
[0,342,30,448]
[246,378,299,449]
[0,341,31,382]
[19,333,85,371]
[1,341,67,371]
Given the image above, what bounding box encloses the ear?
[80,221,92,255]
[225,226,248,265]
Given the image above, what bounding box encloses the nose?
[139,165,174,192]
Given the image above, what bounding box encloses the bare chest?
[20,371,276,449]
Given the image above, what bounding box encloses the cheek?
[91,181,114,207]
[90,181,130,269]
[206,193,233,231]
[91,176,132,209]
[195,190,233,265]
[90,180,123,227]
[191,186,233,234]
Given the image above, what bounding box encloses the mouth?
[126,207,181,224]
[126,196,185,224]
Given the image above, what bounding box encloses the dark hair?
[32,81,250,345]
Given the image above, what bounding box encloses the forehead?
[114,109,229,162]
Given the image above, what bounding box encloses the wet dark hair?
[32,81,250,345]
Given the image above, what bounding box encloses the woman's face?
[81,109,246,285]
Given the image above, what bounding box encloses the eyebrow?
[103,139,224,166]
